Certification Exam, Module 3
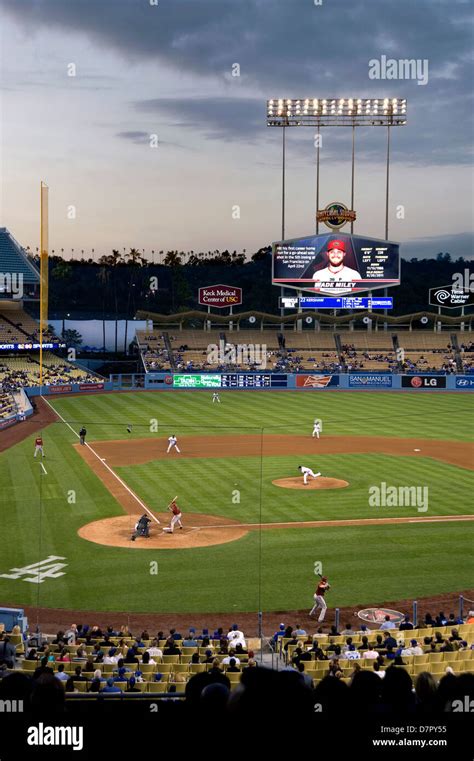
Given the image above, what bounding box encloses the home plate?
[414,449,421,452]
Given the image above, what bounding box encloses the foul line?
[186,514,474,531]
[42,397,161,526]
[40,462,47,475]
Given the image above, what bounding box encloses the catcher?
[163,497,183,534]
[309,574,331,622]
[130,514,152,542]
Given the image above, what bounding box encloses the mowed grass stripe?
[49,391,474,441]
[115,454,473,524]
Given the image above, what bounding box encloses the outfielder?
[298,465,321,484]
[309,575,331,622]
[166,435,181,454]
[212,392,221,403]
[312,419,321,439]
[163,497,183,533]
[34,435,45,458]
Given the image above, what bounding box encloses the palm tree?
[97,266,110,351]
[163,251,182,266]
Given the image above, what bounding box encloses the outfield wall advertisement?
[22,373,473,397]
[349,375,393,387]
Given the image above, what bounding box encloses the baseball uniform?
[166,436,181,453]
[164,501,183,533]
[34,436,44,458]
[312,420,321,439]
[212,392,220,403]
[299,466,321,484]
[309,579,330,622]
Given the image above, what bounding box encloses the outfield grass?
[0,390,472,614]
[48,389,474,441]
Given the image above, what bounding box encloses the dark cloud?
[116,130,193,150]
[116,130,151,144]
[402,232,474,260]
[134,96,263,141]
[1,0,473,163]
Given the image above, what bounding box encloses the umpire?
[131,515,152,542]
[79,426,87,445]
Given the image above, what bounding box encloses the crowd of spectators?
[0,617,472,722]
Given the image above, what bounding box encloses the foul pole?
[40,182,49,386]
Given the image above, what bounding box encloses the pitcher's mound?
[273,477,349,490]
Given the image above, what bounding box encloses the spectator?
[222,649,240,667]
[296,662,313,688]
[399,615,414,631]
[415,672,438,715]
[146,639,163,658]
[226,658,240,674]
[54,664,69,683]
[364,646,379,660]
[0,635,17,668]
[101,677,121,694]
[380,615,396,631]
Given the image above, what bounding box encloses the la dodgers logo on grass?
[0,555,68,584]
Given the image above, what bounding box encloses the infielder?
[212,392,221,403]
[309,575,331,622]
[163,498,183,533]
[166,435,181,454]
[34,435,45,458]
[298,465,321,484]
[312,419,321,439]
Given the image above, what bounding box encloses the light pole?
[267,98,407,240]
[267,98,407,328]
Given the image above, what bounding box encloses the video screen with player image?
[272,232,400,294]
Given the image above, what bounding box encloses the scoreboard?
[279,296,393,309]
[173,374,221,388]
[172,374,288,388]
[221,374,287,387]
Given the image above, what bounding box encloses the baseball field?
[0,390,473,617]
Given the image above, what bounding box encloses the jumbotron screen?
[272,232,400,294]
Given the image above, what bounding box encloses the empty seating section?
[137,330,467,373]
[0,390,16,419]
[0,353,102,390]
[0,302,57,343]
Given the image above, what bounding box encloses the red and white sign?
[78,383,104,391]
[198,285,242,308]
[296,374,333,388]
[49,384,73,393]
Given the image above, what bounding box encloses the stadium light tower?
[266,97,407,240]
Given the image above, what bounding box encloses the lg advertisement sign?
[401,376,447,389]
